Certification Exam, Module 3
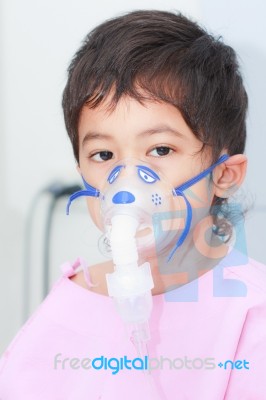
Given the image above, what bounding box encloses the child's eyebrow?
[137,125,185,139]
[81,131,113,146]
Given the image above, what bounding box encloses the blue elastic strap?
[168,154,229,261]
[66,178,99,215]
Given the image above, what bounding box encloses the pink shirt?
[1,252,266,399]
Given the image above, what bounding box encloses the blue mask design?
[66,154,229,261]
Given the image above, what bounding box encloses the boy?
[0,10,265,399]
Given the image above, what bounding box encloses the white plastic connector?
[106,262,154,298]
[106,213,154,340]
[111,289,153,325]
[109,214,139,266]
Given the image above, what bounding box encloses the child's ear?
[212,154,247,198]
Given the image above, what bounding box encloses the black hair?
[62,9,247,163]
[62,9,248,237]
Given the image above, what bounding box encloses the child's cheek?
[187,178,215,210]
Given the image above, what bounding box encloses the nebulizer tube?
[106,213,154,358]
[106,214,163,399]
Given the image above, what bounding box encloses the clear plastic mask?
[98,159,182,258]
[67,154,229,261]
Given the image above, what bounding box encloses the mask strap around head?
[168,154,229,261]
[66,177,100,215]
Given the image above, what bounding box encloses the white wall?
[1,0,265,354]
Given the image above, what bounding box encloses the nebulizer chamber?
[106,214,153,350]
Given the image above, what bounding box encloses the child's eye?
[148,146,173,157]
[90,151,114,162]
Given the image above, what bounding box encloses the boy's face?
[77,94,214,230]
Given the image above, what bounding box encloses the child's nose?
[112,191,135,204]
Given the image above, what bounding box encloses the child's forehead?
[79,94,182,131]
[81,89,175,122]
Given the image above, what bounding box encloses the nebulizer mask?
[98,161,184,350]
[66,154,228,356]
